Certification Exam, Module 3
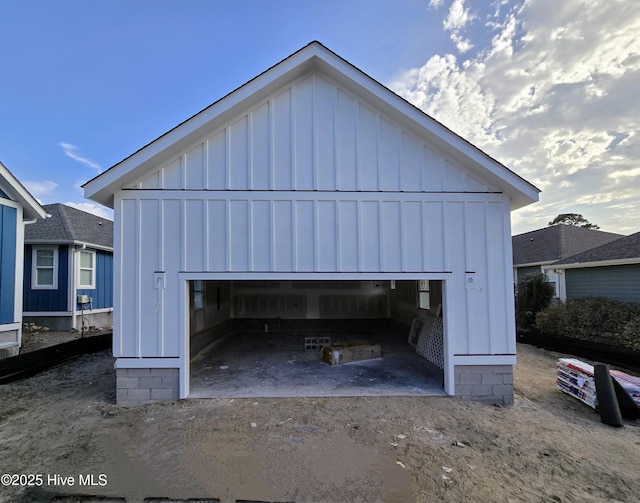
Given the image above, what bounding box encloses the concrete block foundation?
[455,364,514,405]
[116,368,179,406]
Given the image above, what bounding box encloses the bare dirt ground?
[1,334,639,503]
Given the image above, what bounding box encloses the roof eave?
[0,162,48,220]
[543,257,640,270]
[24,238,113,252]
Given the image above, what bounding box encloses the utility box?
[77,294,91,304]
[322,342,381,365]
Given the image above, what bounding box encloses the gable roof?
[24,203,113,250]
[83,41,539,211]
[512,224,623,266]
[549,231,640,269]
[0,161,47,221]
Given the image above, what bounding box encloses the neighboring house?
[23,203,114,332]
[542,231,640,303]
[512,224,622,297]
[83,41,539,406]
[0,162,47,358]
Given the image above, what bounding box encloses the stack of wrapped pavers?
[610,369,640,407]
[557,358,598,408]
[556,358,640,408]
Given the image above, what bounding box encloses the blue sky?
[1,0,638,235]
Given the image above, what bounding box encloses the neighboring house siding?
[516,266,540,283]
[565,264,640,304]
[0,205,17,324]
[77,249,113,309]
[23,244,69,311]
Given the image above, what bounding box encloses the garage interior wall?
[188,279,444,359]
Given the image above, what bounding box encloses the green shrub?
[515,273,556,330]
[535,297,640,350]
[621,315,640,351]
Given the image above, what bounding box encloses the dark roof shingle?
[512,224,623,265]
[24,203,113,249]
[553,231,640,265]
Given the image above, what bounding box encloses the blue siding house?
[0,162,47,357]
[544,231,640,304]
[23,203,114,331]
[512,224,623,297]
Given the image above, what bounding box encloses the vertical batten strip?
[248,109,254,190]
[135,198,142,358]
[312,74,317,190]
[248,199,254,271]
[378,200,384,271]
[269,98,275,190]
[159,199,165,355]
[203,136,209,191]
[113,195,122,356]
[291,83,297,190]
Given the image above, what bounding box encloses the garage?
[187,279,446,398]
[83,42,539,405]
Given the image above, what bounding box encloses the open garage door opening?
[188,280,446,398]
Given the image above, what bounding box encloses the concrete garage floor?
[189,329,446,398]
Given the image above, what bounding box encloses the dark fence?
[0,333,111,384]
[517,332,640,372]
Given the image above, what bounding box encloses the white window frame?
[77,249,96,289]
[32,246,58,290]
[418,279,430,310]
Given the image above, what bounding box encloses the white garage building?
[84,42,539,406]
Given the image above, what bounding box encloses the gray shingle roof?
[552,231,640,265]
[24,203,113,249]
[512,224,623,266]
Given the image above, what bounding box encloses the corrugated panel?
[125,73,497,194]
[0,205,17,323]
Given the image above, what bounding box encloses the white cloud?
[443,0,474,53]
[23,180,58,202]
[391,0,640,234]
[443,0,472,31]
[59,142,101,172]
[64,202,112,220]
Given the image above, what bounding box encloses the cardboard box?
[321,341,382,365]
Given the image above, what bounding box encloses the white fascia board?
[452,354,516,365]
[114,357,181,369]
[0,162,48,221]
[544,258,640,270]
[514,261,556,268]
[24,239,113,253]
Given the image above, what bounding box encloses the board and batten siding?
[126,73,496,195]
[77,249,114,310]
[23,244,69,312]
[114,190,515,359]
[113,71,516,365]
[0,205,17,324]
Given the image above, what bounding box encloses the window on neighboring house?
[418,280,430,310]
[78,250,96,289]
[32,247,58,289]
